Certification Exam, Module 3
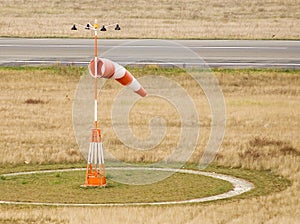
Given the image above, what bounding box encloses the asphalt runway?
[0,38,299,68]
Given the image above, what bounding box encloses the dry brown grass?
[0,0,299,39]
[0,67,83,165]
[0,67,300,223]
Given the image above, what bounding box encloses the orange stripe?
[135,87,147,97]
[115,71,133,85]
[89,59,95,76]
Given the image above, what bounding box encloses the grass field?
[0,66,299,223]
[0,0,299,39]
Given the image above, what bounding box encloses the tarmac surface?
[1,38,299,68]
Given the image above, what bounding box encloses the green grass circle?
[0,169,232,204]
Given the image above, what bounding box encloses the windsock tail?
[135,86,147,97]
[115,70,147,97]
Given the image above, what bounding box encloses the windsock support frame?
[81,19,106,187]
[72,19,146,187]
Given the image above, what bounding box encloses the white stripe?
[128,78,141,91]
[88,143,92,164]
[1,60,299,68]
[97,143,101,164]
[101,63,105,76]
[100,142,105,164]
[90,143,94,164]
[112,61,126,79]
[0,44,288,50]
[94,143,97,164]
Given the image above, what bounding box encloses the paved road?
[0,38,299,68]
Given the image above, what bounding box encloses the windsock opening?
[88,58,115,78]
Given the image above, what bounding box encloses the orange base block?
[82,173,106,187]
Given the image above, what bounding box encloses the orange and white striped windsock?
[88,58,147,97]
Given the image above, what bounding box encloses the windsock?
[88,58,147,97]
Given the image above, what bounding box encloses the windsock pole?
[82,19,106,187]
[71,19,121,188]
[94,20,98,129]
